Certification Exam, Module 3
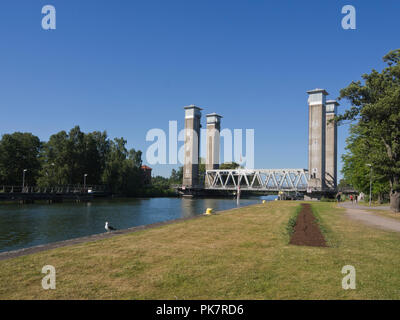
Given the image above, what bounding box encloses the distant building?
[141,165,152,185]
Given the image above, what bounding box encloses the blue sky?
[0,0,399,177]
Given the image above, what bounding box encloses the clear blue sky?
[1,0,399,178]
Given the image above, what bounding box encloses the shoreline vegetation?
[0,127,184,198]
[0,127,242,201]
[1,201,400,299]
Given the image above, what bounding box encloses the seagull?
[105,221,116,232]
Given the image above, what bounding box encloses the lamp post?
[51,163,55,186]
[22,169,27,191]
[366,164,372,206]
[83,174,88,193]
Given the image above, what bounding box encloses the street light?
[366,164,372,206]
[22,169,28,190]
[83,174,88,193]
[51,163,55,186]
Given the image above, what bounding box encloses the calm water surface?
[0,197,273,253]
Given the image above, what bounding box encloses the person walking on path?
[350,194,354,204]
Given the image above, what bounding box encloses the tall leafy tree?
[341,125,390,202]
[2,126,145,195]
[169,167,183,184]
[337,49,400,212]
[102,138,143,195]
[38,127,110,186]
[0,132,42,186]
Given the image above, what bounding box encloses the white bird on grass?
[105,221,116,232]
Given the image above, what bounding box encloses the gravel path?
[339,202,400,232]
[340,202,391,211]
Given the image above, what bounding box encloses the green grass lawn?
[0,201,400,299]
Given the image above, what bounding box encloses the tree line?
[337,49,400,212]
[0,126,239,197]
[0,126,144,196]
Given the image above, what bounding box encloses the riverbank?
[0,203,251,261]
[1,201,400,299]
[0,197,262,253]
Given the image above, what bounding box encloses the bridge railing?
[0,185,108,194]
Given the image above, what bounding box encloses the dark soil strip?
[289,203,327,247]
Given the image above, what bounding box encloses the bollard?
[205,208,213,215]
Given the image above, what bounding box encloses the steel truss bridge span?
[205,169,309,192]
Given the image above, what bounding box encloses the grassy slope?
[0,201,399,299]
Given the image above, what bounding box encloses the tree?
[337,178,353,190]
[341,125,390,202]
[152,176,170,189]
[169,167,183,184]
[102,138,143,195]
[0,126,145,196]
[219,162,240,170]
[336,49,400,212]
[0,132,42,186]
[37,126,109,186]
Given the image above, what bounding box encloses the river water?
[0,196,274,253]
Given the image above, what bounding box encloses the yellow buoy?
[205,208,213,215]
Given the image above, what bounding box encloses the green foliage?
[219,162,240,170]
[0,132,42,186]
[286,205,301,238]
[101,137,143,196]
[37,126,110,186]
[320,197,336,202]
[337,49,400,210]
[136,185,177,197]
[341,125,390,198]
[337,178,353,189]
[169,167,183,184]
[0,126,147,196]
[152,175,170,188]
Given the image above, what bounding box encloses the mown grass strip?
[311,203,338,248]
[286,204,302,242]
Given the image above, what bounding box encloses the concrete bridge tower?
[183,105,202,187]
[206,113,222,171]
[307,88,328,190]
[325,100,339,190]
